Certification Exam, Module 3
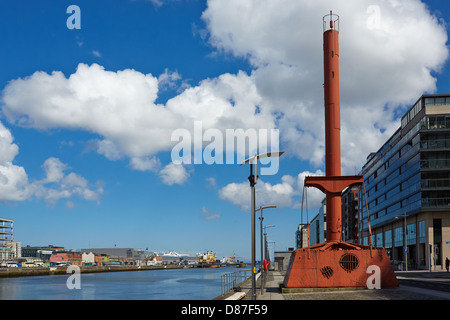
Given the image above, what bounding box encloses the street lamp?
[261,224,275,294]
[240,152,284,300]
[266,239,276,267]
[255,206,276,275]
[395,212,408,271]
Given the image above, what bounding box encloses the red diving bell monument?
[283,12,398,289]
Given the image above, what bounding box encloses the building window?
[384,230,392,248]
[406,223,416,245]
[394,227,403,247]
[387,202,401,215]
[363,237,368,246]
[418,221,425,244]
[435,97,446,105]
[422,190,450,207]
[425,115,449,130]
[376,233,383,247]
[425,97,434,106]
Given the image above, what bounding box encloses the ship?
[161,250,189,257]
[221,251,245,267]
[196,249,220,268]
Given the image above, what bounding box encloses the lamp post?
[240,152,283,300]
[256,206,277,274]
[266,239,276,267]
[395,212,408,271]
[261,224,275,294]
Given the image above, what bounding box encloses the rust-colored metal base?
[283,241,399,288]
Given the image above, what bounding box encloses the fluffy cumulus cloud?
[1,64,273,175]
[0,1,448,197]
[203,0,449,172]
[0,122,30,201]
[0,121,103,206]
[159,163,191,186]
[218,170,325,212]
[33,157,104,206]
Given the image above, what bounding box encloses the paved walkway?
[230,270,450,300]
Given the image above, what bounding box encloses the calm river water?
[0,267,250,300]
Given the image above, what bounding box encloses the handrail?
[220,270,251,295]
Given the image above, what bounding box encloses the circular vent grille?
[339,253,359,273]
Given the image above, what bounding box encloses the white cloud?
[0,64,275,185]
[202,0,449,173]
[0,121,19,164]
[92,50,102,58]
[32,158,104,206]
[42,157,68,183]
[159,163,190,185]
[0,163,31,202]
[0,122,103,205]
[200,206,221,221]
[0,0,448,185]
[0,122,32,201]
[218,169,325,212]
[96,139,124,161]
[158,68,182,91]
[143,0,182,7]
[1,64,271,156]
[65,200,76,210]
[205,177,217,188]
[129,156,161,172]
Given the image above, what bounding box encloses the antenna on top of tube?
[323,10,339,32]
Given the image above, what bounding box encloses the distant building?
[274,250,294,271]
[22,245,66,261]
[80,248,148,266]
[309,199,327,245]
[295,224,309,249]
[341,187,359,243]
[360,94,450,270]
[7,242,22,259]
[49,252,82,266]
[80,248,145,260]
[146,256,163,266]
[0,218,14,261]
[81,252,104,266]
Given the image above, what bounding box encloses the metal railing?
[220,270,252,295]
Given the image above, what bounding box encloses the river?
[0,266,250,300]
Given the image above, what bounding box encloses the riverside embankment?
[0,265,185,278]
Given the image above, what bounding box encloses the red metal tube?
[323,25,341,241]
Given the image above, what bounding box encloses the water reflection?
[0,267,249,300]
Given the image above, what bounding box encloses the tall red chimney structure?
[283,12,398,289]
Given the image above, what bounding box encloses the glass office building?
[359,94,450,270]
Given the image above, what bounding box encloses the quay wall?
[0,265,186,278]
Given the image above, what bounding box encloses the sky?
[0,0,449,262]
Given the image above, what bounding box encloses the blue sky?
[0,0,449,261]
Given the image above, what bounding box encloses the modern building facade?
[295,224,309,249]
[22,245,66,261]
[80,248,146,264]
[7,242,21,259]
[0,218,14,261]
[359,94,450,270]
[341,187,359,243]
[309,199,327,246]
[49,252,82,266]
